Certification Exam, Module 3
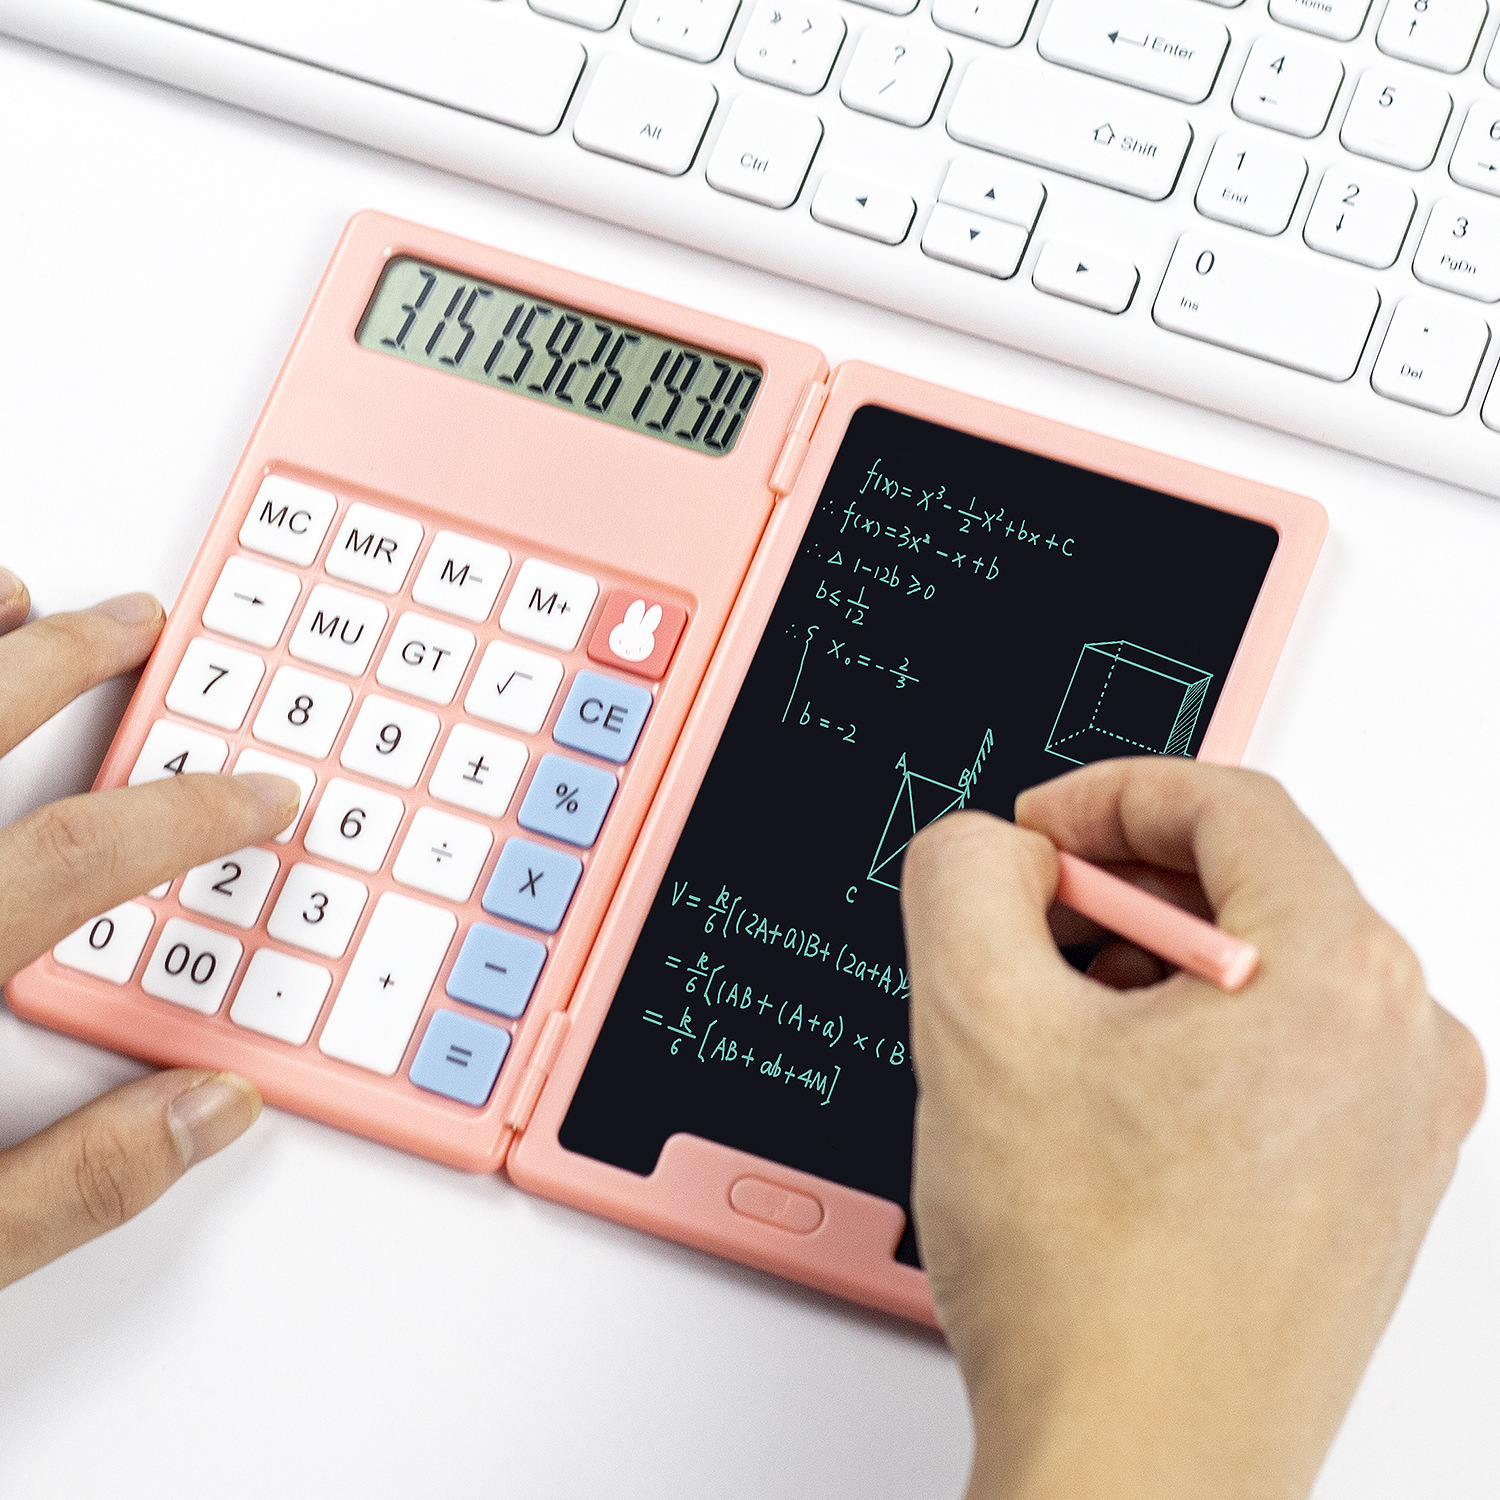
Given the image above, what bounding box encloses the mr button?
[552,670,653,764]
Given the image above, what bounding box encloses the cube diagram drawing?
[1045,641,1213,766]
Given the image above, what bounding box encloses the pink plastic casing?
[509,361,1327,1326]
[4,211,828,1172]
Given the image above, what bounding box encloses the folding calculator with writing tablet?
[9,213,1325,1323]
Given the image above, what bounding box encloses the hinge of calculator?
[500,1007,572,1150]
[768,377,830,497]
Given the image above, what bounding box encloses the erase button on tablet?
[729,1176,824,1234]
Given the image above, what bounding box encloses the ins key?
[552,671,653,764]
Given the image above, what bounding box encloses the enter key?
[1039,0,1229,104]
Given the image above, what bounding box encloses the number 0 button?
[518,753,618,847]
[141,918,242,1015]
[54,902,155,984]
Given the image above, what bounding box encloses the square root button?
[587,589,687,679]
[483,837,583,933]
[409,1010,511,1107]
[553,671,653,763]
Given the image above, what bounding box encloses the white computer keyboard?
[4,0,1499,494]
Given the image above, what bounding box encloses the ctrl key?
[410,1011,512,1107]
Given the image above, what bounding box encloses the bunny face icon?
[609,599,661,663]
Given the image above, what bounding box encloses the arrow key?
[938,155,1045,230]
[1032,239,1139,313]
[810,171,916,244]
[921,202,1029,278]
[202,554,301,647]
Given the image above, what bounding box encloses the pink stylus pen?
[1054,850,1260,993]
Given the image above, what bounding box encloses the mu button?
[729,1176,825,1234]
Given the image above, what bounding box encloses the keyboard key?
[164,637,265,730]
[840,26,951,127]
[1449,99,1500,195]
[632,0,742,61]
[289,584,389,676]
[1154,230,1381,380]
[848,0,918,12]
[304,779,405,872]
[1195,134,1307,234]
[809,173,917,243]
[1268,0,1371,39]
[202,556,300,647]
[1037,0,1229,104]
[238,475,336,566]
[1340,67,1452,170]
[339,695,441,787]
[375,612,476,705]
[574,54,718,176]
[1372,296,1491,413]
[409,1011,511,1107]
[1377,0,1487,72]
[706,94,824,208]
[229,948,332,1046]
[931,0,1038,46]
[939,156,1045,229]
[1414,196,1500,301]
[1032,240,1140,311]
[1303,167,1416,267]
[179,847,280,930]
[921,204,1030,278]
[232,749,316,843]
[319,893,456,1075]
[528,0,626,30]
[499,557,600,650]
[518,752,618,846]
[267,862,369,958]
[325,502,424,593]
[1484,366,1500,429]
[392,808,494,902]
[128,720,228,785]
[735,0,846,93]
[446,923,548,1019]
[429,724,529,817]
[1231,35,1344,138]
[141,918,242,1015]
[253,665,353,758]
[587,589,688,679]
[552,670,654,763]
[54,902,154,984]
[482,838,583,932]
[466,640,566,732]
[410,530,511,622]
[947,57,1192,200]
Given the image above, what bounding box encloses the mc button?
[552,670,653,764]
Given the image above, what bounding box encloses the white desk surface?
[0,32,1495,1500]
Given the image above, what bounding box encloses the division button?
[53,901,154,984]
[140,918,242,1015]
[552,670,654,763]
[202,555,301,648]
[482,837,584,933]
[1032,240,1140,311]
[324,502,425,594]
[446,923,548,1019]
[229,949,333,1046]
[238,475,337,567]
[409,1010,512,1107]
[410,530,511,622]
[518,752,619,847]
[392,807,494,903]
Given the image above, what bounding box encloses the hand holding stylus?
[0,569,297,1292]
[901,759,1486,1500]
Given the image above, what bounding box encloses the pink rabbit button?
[586,588,688,681]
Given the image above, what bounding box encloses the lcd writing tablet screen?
[559,405,1280,1264]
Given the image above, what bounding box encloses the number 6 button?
[305,779,406,871]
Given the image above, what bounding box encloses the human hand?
[901,759,1485,1500]
[0,568,299,1291]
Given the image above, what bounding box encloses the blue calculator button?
[552,670,653,764]
[517,752,617,847]
[409,1009,511,1107]
[482,837,583,933]
[446,922,547,1019]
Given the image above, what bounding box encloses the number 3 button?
[268,862,370,958]
[304,779,406,872]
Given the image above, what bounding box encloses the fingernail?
[91,591,163,627]
[234,771,301,820]
[0,566,26,608]
[167,1072,262,1169]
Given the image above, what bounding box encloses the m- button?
[552,671,653,763]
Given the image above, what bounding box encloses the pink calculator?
[9,212,1326,1323]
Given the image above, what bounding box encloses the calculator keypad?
[54,480,687,1113]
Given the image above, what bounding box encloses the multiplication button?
[482,837,583,933]
[518,752,618,847]
[553,671,652,763]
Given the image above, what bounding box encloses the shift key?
[1153,230,1380,381]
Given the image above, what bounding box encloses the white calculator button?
[179,847,281,930]
[339,695,441,787]
[735,0,846,93]
[202,556,301,648]
[319,892,457,1075]
[288,584,389,676]
[810,174,917,244]
[429,724,529,817]
[128,720,229,785]
[707,94,824,209]
[465,640,566,733]
[840,26,952,127]
[931,0,1036,45]
[1268,0,1370,41]
[392,807,494,902]
[499,558,599,650]
[631,0,741,62]
[1340,68,1452,170]
[267,861,370,958]
[1413,196,1500,301]
[141,918,242,1015]
[1372,295,1491,413]
[146,882,172,899]
[252,666,353,759]
[164,638,266,731]
[1195,134,1308,236]
[304,778,406,872]
[229,948,332,1046]
[238,475,337,567]
[1376,0,1487,72]
[1303,167,1417,268]
[375,612,477,705]
[573,54,719,177]
[410,530,511,622]
[323,502,425,594]
[232,748,316,843]
[54,902,154,983]
[1231,36,1344,140]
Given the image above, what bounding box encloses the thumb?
[0,1069,261,1290]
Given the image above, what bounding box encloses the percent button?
[517,752,620,848]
